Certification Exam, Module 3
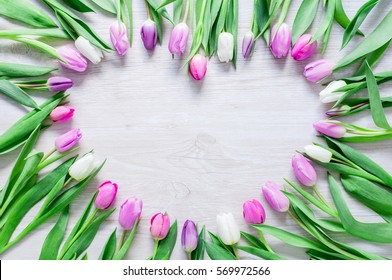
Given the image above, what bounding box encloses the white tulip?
[75,36,103,64]
[216,213,240,245]
[217,32,234,63]
[304,145,332,163]
[69,153,97,181]
[319,80,347,103]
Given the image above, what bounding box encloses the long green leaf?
[63,0,95,12]
[147,0,174,24]
[237,245,285,260]
[91,0,117,14]
[113,220,139,260]
[311,0,335,43]
[0,28,70,39]
[99,229,117,260]
[354,41,391,75]
[154,220,178,260]
[292,0,320,43]
[173,0,184,24]
[191,225,206,260]
[205,241,236,260]
[12,37,63,60]
[0,80,39,109]
[240,231,268,251]
[0,62,56,79]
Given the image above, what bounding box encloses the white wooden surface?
[1,0,392,260]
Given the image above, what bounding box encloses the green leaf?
[173,0,184,24]
[341,0,379,49]
[113,220,139,260]
[0,28,70,39]
[334,10,392,71]
[147,0,174,24]
[334,0,361,33]
[12,37,63,61]
[149,5,163,45]
[253,0,270,43]
[237,245,285,260]
[306,249,345,260]
[205,241,236,260]
[208,231,235,255]
[0,80,39,109]
[91,0,117,14]
[292,0,320,43]
[154,220,178,260]
[311,0,335,43]
[0,62,56,79]
[191,225,206,260]
[39,206,70,260]
[99,229,117,260]
[228,0,238,68]
[157,0,176,10]
[354,41,391,76]
[240,231,267,251]
[62,0,95,13]
[0,0,57,28]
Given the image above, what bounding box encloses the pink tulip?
[140,19,157,51]
[262,181,290,212]
[313,120,347,138]
[57,46,88,72]
[50,106,75,123]
[119,198,143,230]
[150,212,170,240]
[110,21,129,56]
[47,77,73,93]
[291,34,317,61]
[243,199,266,224]
[270,23,292,58]
[189,54,207,80]
[168,23,190,56]
[292,153,317,187]
[304,59,334,83]
[55,129,82,153]
[95,181,118,210]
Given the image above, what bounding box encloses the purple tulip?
[150,212,170,240]
[313,120,347,138]
[50,106,75,123]
[119,198,143,230]
[47,77,73,93]
[292,153,317,187]
[181,220,198,254]
[55,129,82,153]
[242,31,254,59]
[262,181,290,212]
[110,21,129,56]
[243,199,266,224]
[57,46,88,72]
[140,19,158,51]
[168,23,190,56]
[291,34,318,61]
[189,54,207,80]
[270,23,292,58]
[95,181,118,210]
[304,59,334,83]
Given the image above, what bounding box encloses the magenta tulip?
[313,120,347,138]
[189,54,207,80]
[304,59,334,82]
[110,21,129,56]
[291,34,317,61]
[57,46,88,72]
[262,181,290,212]
[292,153,317,187]
[119,198,143,230]
[243,199,266,224]
[168,22,190,56]
[181,220,198,253]
[140,19,157,51]
[270,23,292,58]
[95,181,118,209]
[242,31,254,59]
[47,77,73,93]
[55,129,82,153]
[50,106,75,123]
[150,212,170,240]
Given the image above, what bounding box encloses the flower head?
[291,34,317,61]
[141,19,158,51]
[75,36,104,64]
[47,77,73,93]
[216,213,240,245]
[168,23,190,56]
[242,31,254,59]
[57,46,88,72]
[119,198,143,230]
[304,59,334,83]
[217,32,234,63]
[110,21,129,56]
[304,145,332,163]
[292,153,317,187]
[69,152,97,181]
[150,212,170,240]
[319,80,347,103]
[243,199,266,224]
[189,54,207,80]
[181,220,198,253]
[313,120,347,138]
[95,181,118,209]
[262,181,290,212]
[50,106,75,123]
[270,23,292,58]
[55,129,82,153]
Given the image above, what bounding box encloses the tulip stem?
[117,230,127,252]
[183,0,190,23]
[258,231,275,253]
[152,239,159,260]
[62,177,73,189]
[312,185,335,210]
[232,246,240,259]
[187,253,192,260]
[116,0,121,22]
[41,148,56,163]
[145,0,151,19]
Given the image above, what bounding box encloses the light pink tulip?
[50,106,75,123]
[57,46,88,72]
[110,21,129,56]
[168,23,190,56]
[150,212,170,240]
[313,120,347,138]
[189,54,207,80]
[95,181,118,209]
[55,129,82,153]
[262,181,290,212]
[291,34,317,61]
[292,153,317,187]
[304,59,334,82]
[270,23,292,58]
[119,197,143,230]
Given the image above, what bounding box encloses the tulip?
[140,19,158,51]
[292,153,317,187]
[110,21,129,56]
[189,54,207,80]
[181,220,198,254]
[319,80,347,103]
[217,32,234,63]
[304,59,334,83]
[313,120,347,138]
[55,129,82,153]
[75,36,104,64]
[242,31,254,59]
[150,212,170,240]
[95,181,118,209]
[119,197,143,230]
[168,22,190,56]
[243,199,266,224]
[291,34,317,61]
[47,77,73,93]
[50,106,75,123]
[69,152,97,181]
[304,145,332,163]
[216,213,240,245]
[262,181,290,212]
[57,46,88,72]
[270,23,292,58]
[326,104,367,117]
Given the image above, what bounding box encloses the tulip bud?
[50,106,75,123]
[57,46,88,72]
[304,145,332,163]
[292,153,317,187]
[119,197,143,230]
[291,34,317,61]
[150,212,170,240]
[69,152,97,181]
[181,220,198,253]
[216,213,240,245]
[313,120,347,138]
[95,181,118,209]
[110,21,129,56]
[168,23,190,56]
[304,59,334,83]
[140,19,158,51]
[319,80,347,103]
[243,199,266,224]
[55,129,82,153]
[189,54,207,80]
[326,105,352,117]
[75,36,104,64]
[217,32,234,63]
[47,77,73,93]
[242,31,254,59]
[270,23,292,58]
[262,181,290,212]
